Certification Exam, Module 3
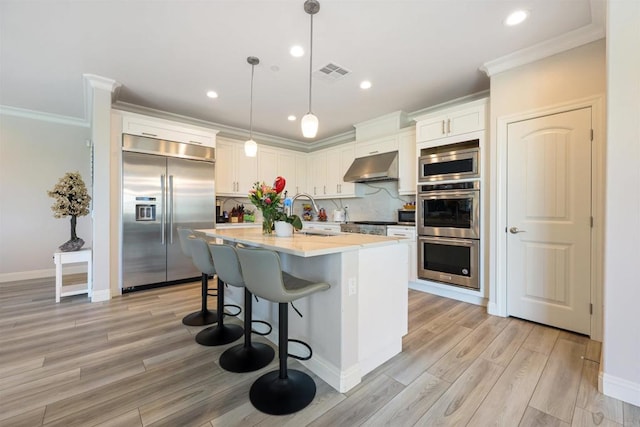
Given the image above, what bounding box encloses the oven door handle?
[419,236,476,246]
[418,190,478,198]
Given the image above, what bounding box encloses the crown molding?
[112,101,323,152]
[83,74,121,123]
[408,90,490,120]
[480,22,605,77]
[0,105,89,128]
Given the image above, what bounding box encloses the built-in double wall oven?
[417,140,481,289]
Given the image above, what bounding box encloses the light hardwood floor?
[1,276,638,427]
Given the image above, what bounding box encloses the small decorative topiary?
[47,171,91,251]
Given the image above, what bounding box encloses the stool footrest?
[251,320,272,337]
[287,339,312,361]
[223,304,242,317]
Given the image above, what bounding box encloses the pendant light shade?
[244,139,258,157]
[301,113,318,138]
[245,56,260,157]
[302,0,320,139]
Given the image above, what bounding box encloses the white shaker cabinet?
[397,128,416,195]
[121,113,217,148]
[216,138,257,196]
[309,143,356,199]
[387,225,417,283]
[326,144,356,197]
[257,146,305,196]
[354,134,398,158]
[415,98,487,144]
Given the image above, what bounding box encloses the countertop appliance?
[340,221,400,236]
[397,209,416,225]
[122,134,216,292]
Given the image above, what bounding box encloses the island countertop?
[197,228,406,257]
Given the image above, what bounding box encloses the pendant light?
[244,56,259,157]
[301,0,320,138]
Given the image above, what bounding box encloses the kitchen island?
[198,227,409,393]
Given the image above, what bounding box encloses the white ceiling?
[0,0,604,144]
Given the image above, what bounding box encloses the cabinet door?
[355,135,398,158]
[294,153,307,195]
[416,114,447,142]
[235,147,257,195]
[277,151,298,196]
[338,144,355,196]
[308,151,327,197]
[258,146,278,185]
[448,105,485,137]
[325,148,341,197]
[215,140,236,195]
[398,129,416,195]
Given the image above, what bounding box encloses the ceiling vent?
[313,62,351,82]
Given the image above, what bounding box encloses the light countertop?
[197,227,407,257]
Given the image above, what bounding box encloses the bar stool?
[236,247,330,415]
[191,237,243,346]
[209,243,275,372]
[177,228,217,326]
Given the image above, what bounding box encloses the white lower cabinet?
[302,222,341,233]
[387,225,417,282]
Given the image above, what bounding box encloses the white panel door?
[507,108,591,335]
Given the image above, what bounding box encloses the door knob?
[509,226,526,234]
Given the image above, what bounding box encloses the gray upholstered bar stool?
[177,228,218,326]
[190,237,243,346]
[209,243,275,372]
[236,247,330,415]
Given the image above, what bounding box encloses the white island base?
[200,228,408,393]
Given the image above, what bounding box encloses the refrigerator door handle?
[161,174,166,245]
[169,175,174,244]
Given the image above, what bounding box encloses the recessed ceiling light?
[505,10,529,26]
[206,90,218,99]
[287,115,297,121]
[290,45,304,57]
[360,80,372,90]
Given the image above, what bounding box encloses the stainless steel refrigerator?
[122,134,215,291]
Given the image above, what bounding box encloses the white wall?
[602,0,640,406]
[0,112,91,280]
[487,40,606,325]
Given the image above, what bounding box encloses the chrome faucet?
[289,192,320,217]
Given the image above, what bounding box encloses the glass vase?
[262,212,275,235]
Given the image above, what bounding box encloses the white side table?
[53,248,92,303]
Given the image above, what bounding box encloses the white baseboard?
[410,280,487,306]
[601,372,640,406]
[301,353,361,393]
[0,266,87,283]
[90,289,111,302]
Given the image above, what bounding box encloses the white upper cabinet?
[216,138,257,196]
[397,128,416,195]
[121,113,217,148]
[354,135,399,158]
[257,146,305,197]
[415,98,487,144]
[308,142,356,199]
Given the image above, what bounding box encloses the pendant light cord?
[249,63,255,140]
[308,13,314,114]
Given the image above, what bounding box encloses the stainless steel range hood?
[343,151,399,183]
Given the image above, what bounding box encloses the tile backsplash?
[218,181,414,223]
